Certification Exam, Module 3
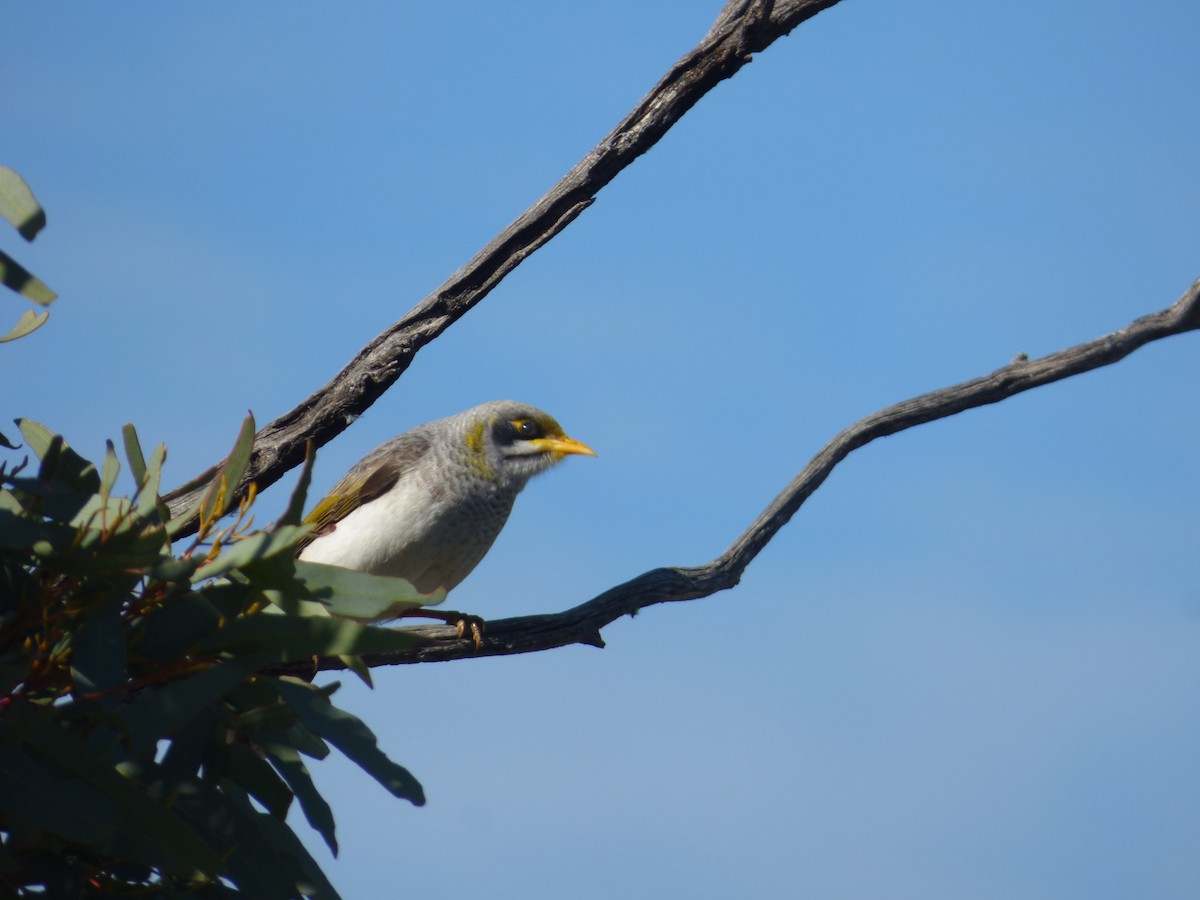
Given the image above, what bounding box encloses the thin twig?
[265,277,1200,673]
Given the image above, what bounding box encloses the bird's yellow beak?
[531,435,597,458]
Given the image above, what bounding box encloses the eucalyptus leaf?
[233,700,300,737]
[100,439,120,496]
[278,441,315,527]
[193,525,308,581]
[130,591,222,662]
[0,308,49,342]
[2,416,429,894]
[69,491,133,530]
[136,442,169,520]
[238,788,343,900]
[159,708,220,780]
[0,166,47,240]
[261,739,338,855]
[198,413,255,526]
[294,559,444,621]
[0,249,55,305]
[0,506,75,551]
[17,420,99,492]
[123,657,263,757]
[70,597,127,709]
[219,784,342,900]
[22,721,225,876]
[223,675,285,713]
[279,720,331,761]
[0,745,119,844]
[274,677,425,806]
[135,768,325,900]
[221,743,294,820]
[122,423,148,486]
[194,613,419,662]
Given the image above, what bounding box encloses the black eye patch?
[512,418,541,439]
[493,418,543,445]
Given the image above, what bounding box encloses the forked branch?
[162,0,846,535]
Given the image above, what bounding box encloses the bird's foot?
[452,613,485,650]
[402,608,485,650]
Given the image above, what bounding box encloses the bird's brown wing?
[295,431,431,556]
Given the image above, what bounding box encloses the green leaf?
[0,166,48,240]
[31,523,167,582]
[17,419,100,492]
[294,559,445,621]
[194,613,419,662]
[283,720,332,761]
[338,652,374,689]
[221,744,294,820]
[123,657,263,757]
[236,789,343,900]
[261,740,338,855]
[0,554,33,616]
[0,248,55,305]
[159,707,220,779]
[69,490,133,531]
[193,525,310,582]
[121,423,148,485]
[70,597,127,709]
[0,307,48,342]
[198,413,255,526]
[13,418,50,458]
[217,783,343,900]
[224,675,287,713]
[0,505,76,550]
[99,439,120,497]
[137,442,170,521]
[144,552,198,583]
[22,720,226,876]
[233,700,301,738]
[199,579,257,620]
[134,767,330,900]
[129,593,217,664]
[0,744,119,843]
[274,676,425,806]
[278,441,315,527]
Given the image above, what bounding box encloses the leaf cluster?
[0,167,55,342]
[0,418,433,898]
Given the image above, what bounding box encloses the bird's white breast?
[297,471,511,594]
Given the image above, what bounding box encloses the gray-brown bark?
[267,277,1200,674]
[163,0,845,532]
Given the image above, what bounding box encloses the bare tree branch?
[163,0,845,533]
[269,277,1200,675]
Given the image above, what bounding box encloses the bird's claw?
[453,614,485,650]
[405,608,486,650]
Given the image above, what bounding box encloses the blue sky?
[4,1,1200,897]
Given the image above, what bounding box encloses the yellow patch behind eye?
[465,420,494,479]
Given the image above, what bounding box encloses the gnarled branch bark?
[268,278,1200,674]
[163,0,845,534]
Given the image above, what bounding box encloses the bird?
[296,400,595,633]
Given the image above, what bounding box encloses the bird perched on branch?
[296,400,595,635]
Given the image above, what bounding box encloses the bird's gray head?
[453,400,596,491]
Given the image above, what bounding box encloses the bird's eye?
[512,418,540,439]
